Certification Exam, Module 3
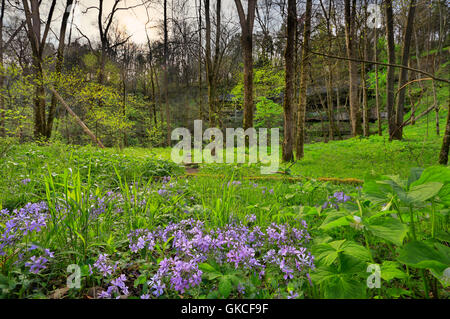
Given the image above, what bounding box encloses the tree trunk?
[344,0,362,137]
[46,0,73,139]
[234,0,256,130]
[385,0,397,140]
[164,0,171,146]
[362,1,370,137]
[438,100,450,165]
[282,0,296,162]
[295,0,312,159]
[0,0,5,137]
[374,21,382,136]
[393,0,416,140]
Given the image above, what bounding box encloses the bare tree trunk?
[234,0,256,130]
[205,0,221,127]
[295,0,312,159]
[164,0,171,146]
[361,0,370,137]
[344,0,362,137]
[282,0,296,162]
[46,0,74,139]
[196,0,203,120]
[22,0,57,140]
[0,0,4,137]
[393,0,416,140]
[439,100,450,165]
[374,21,382,136]
[385,0,397,140]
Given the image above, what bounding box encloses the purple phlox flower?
[287,291,299,299]
[25,255,49,274]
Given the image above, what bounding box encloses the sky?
[70,0,239,45]
[73,0,163,44]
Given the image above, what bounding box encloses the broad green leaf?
[313,240,370,267]
[410,166,450,187]
[319,212,351,230]
[406,182,443,203]
[341,241,371,262]
[381,261,407,281]
[407,167,424,187]
[366,216,408,246]
[198,263,217,273]
[397,241,450,276]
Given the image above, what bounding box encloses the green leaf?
[366,216,408,246]
[380,261,407,281]
[407,167,424,187]
[218,277,233,298]
[198,263,217,273]
[397,240,450,276]
[406,182,443,203]
[319,211,351,230]
[410,166,450,187]
[313,240,370,267]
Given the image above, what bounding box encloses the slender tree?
[296,0,312,159]
[384,0,397,140]
[344,0,362,136]
[22,0,57,139]
[393,0,417,140]
[282,0,296,162]
[46,0,74,138]
[234,0,256,130]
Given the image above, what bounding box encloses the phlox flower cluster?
[322,191,351,209]
[0,202,49,256]
[126,218,314,297]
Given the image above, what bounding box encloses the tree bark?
[439,100,450,165]
[385,0,397,140]
[392,0,416,140]
[344,0,362,136]
[282,0,296,162]
[234,0,256,130]
[295,0,312,159]
[46,0,74,139]
[374,19,382,136]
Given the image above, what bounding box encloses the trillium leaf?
[366,217,408,246]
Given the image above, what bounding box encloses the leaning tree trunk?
[295,0,312,159]
[282,0,296,162]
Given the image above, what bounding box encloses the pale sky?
[71,0,239,45]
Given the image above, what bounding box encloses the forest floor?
[118,108,448,180]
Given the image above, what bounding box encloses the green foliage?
[254,97,283,129]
